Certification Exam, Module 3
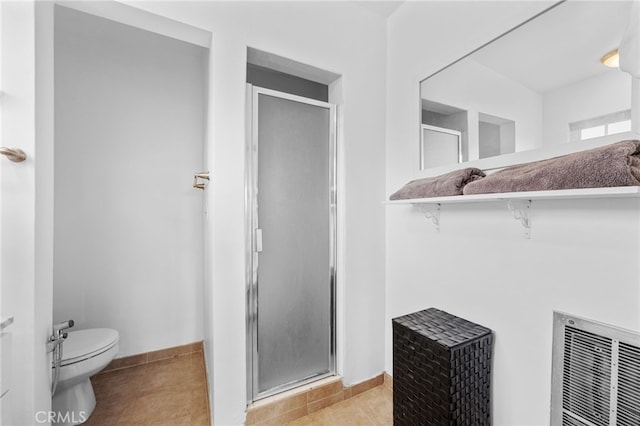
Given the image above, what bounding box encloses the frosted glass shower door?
[249,86,336,400]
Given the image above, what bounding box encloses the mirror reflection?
[419,0,635,169]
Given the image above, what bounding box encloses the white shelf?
[385,186,640,205]
[385,186,640,239]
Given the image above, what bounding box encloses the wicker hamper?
[392,308,493,426]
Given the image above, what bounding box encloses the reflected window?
[580,125,605,140]
[608,120,632,135]
[570,110,632,142]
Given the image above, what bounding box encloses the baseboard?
[383,372,393,392]
[100,341,204,373]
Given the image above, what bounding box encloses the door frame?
[245,84,338,402]
[2,2,213,423]
[420,123,463,169]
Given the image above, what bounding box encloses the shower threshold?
[245,373,386,425]
[246,376,342,425]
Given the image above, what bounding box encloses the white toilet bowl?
[52,328,119,425]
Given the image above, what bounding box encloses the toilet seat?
[61,328,119,367]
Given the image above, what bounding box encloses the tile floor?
[86,353,393,426]
[284,385,393,426]
[85,351,210,425]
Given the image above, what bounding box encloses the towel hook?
[193,171,210,190]
[0,147,26,162]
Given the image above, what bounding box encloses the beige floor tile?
[284,385,393,426]
[309,404,374,426]
[191,412,211,426]
[83,398,134,426]
[191,391,212,426]
[128,387,193,424]
[86,351,210,425]
[89,351,391,426]
[354,387,393,425]
[284,416,315,426]
[140,361,196,394]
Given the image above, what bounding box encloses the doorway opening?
[53,1,208,386]
[245,50,340,402]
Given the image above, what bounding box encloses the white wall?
[543,70,633,145]
[124,2,387,424]
[387,1,639,425]
[53,5,208,357]
[1,1,54,424]
[385,200,640,425]
[421,58,543,158]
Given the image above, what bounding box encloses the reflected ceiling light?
[601,49,620,68]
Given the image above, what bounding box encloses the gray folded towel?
[390,167,486,200]
[463,140,640,195]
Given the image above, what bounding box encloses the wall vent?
[551,312,640,426]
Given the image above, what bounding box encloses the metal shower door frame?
[245,84,337,403]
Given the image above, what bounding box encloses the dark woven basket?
[392,308,493,426]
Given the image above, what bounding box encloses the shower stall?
[246,85,337,401]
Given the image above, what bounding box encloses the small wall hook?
[193,171,210,190]
[0,147,26,162]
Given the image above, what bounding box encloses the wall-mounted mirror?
[419,0,636,170]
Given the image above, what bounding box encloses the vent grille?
[562,327,612,425]
[617,343,640,425]
[551,312,640,426]
[562,412,591,426]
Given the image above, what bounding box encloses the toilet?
[52,328,119,425]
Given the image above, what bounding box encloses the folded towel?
[463,140,640,195]
[390,167,486,200]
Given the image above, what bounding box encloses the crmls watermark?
[35,411,87,424]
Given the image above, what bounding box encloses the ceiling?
[469,1,633,94]
[353,1,405,18]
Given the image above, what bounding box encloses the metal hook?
[0,147,26,162]
[193,171,210,190]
